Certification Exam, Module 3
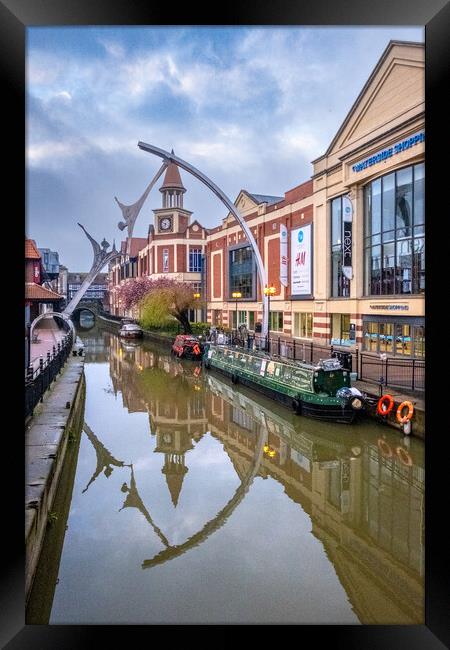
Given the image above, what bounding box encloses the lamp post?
[193,292,201,326]
[264,285,276,354]
[231,291,242,340]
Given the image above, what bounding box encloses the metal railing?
[358,352,424,392]
[225,331,357,370]
[25,332,74,419]
[223,330,424,392]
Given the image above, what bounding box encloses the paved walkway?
[354,378,425,411]
[30,318,67,371]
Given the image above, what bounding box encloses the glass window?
[413,163,424,227]
[412,237,425,294]
[238,310,247,325]
[396,167,413,237]
[382,173,395,240]
[269,311,283,332]
[294,312,313,338]
[162,249,169,273]
[413,326,425,357]
[189,249,202,273]
[229,246,254,299]
[372,179,382,236]
[364,163,425,296]
[395,239,412,295]
[332,314,351,346]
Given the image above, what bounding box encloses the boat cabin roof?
[121,323,142,330]
[209,345,343,373]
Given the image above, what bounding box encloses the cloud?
[26,26,424,269]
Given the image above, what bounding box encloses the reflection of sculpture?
[120,464,170,547]
[115,162,167,238]
[397,190,411,235]
[82,421,127,493]
[63,224,120,316]
[142,425,267,569]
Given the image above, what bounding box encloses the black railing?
[25,332,74,419]
[358,352,424,392]
[223,330,424,392]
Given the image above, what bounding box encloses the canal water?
[28,324,425,625]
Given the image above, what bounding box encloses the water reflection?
[68,330,425,623]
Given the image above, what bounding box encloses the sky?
[26,26,424,271]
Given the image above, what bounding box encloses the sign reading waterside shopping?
[291,224,312,296]
[351,131,425,173]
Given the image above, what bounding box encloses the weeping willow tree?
[118,277,200,334]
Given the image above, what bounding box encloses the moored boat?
[119,322,143,339]
[172,334,203,359]
[202,344,365,423]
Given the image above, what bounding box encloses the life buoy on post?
[193,344,201,356]
[377,438,393,458]
[396,401,414,424]
[377,394,394,416]
[396,446,413,467]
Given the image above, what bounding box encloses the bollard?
[27,365,34,382]
[47,351,51,364]
[57,342,61,353]
[53,345,56,358]
[39,356,44,372]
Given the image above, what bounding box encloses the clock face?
[160,217,172,231]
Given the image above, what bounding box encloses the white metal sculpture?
[63,223,120,316]
[115,162,168,238]
[137,143,269,338]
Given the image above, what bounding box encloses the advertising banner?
[342,195,353,280]
[280,224,288,287]
[290,224,312,296]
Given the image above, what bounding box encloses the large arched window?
[364,162,424,296]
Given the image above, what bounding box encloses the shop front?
[362,314,424,357]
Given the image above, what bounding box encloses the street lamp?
[264,285,276,353]
[231,291,242,336]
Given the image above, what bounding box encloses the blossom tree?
[117,277,200,334]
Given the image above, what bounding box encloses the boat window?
[266,361,276,376]
[251,357,262,373]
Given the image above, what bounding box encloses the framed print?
[4,0,450,646]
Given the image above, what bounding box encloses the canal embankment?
[97,313,424,438]
[25,354,85,603]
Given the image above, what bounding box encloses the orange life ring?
[377,394,394,416]
[193,344,200,355]
[396,401,414,424]
[377,438,393,458]
[396,446,413,467]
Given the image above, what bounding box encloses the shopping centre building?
[109,40,425,358]
[205,40,424,357]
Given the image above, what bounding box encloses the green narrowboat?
[202,344,365,424]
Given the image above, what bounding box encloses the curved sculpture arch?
[141,424,268,570]
[30,311,76,341]
[137,143,269,338]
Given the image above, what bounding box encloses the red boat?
[172,335,203,359]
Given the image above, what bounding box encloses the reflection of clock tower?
[154,429,195,507]
[153,151,193,235]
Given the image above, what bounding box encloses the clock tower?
[153,152,192,235]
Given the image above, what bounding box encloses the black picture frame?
[4,0,449,646]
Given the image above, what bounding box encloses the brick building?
[109,160,208,319]
[205,40,425,358]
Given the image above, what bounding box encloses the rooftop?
[25,282,63,301]
[25,239,41,260]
